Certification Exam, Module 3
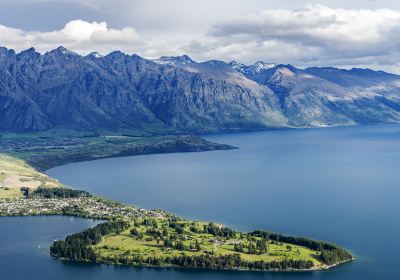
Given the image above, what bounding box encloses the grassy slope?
[0,154,61,199]
[92,220,324,269]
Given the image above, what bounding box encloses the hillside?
[0,47,286,132]
[229,62,400,127]
[0,153,61,199]
[1,46,400,133]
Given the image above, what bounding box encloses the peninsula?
[0,152,354,271]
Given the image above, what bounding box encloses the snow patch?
[153,55,195,66]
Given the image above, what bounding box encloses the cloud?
[0,20,152,55]
[0,5,400,73]
[206,5,400,68]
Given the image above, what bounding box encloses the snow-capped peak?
[229,60,276,76]
[50,46,79,57]
[57,46,75,55]
[87,52,103,58]
[153,55,196,66]
[229,61,255,75]
[253,61,276,72]
[229,61,246,70]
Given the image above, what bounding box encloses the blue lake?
[2,124,400,279]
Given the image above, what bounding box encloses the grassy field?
[92,219,324,268]
[0,153,61,199]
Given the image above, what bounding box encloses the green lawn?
[92,219,323,268]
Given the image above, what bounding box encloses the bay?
[3,124,400,279]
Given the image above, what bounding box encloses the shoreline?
[1,134,237,172]
[0,194,354,272]
[53,250,354,272]
[4,122,398,173]
[0,135,355,272]
[0,210,354,272]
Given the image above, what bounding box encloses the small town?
[0,196,165,220]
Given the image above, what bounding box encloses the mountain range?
[1,46,400,132]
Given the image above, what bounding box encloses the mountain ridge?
[1,46,400,132]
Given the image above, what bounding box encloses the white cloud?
[0,20,152,55]
[206,5,400,69]
[0,5,400,73]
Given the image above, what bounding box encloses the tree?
[234,243,244,253]
[195,239,202,251]
[248,243,256,254]
[174,240,186,251]
[130,228,139,236]
[257,239,268,254]
[176,225,184,234]
[164,238,173,248]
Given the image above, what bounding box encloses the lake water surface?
[3,124,400,279]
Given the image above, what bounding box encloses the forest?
[50,220,129,261]
[25,187,92,199]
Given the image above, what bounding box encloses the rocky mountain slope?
[229,61,400,127]
[0,47,286,132]
[1,46,400,132]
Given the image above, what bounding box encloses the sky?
[0,0,400,72]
